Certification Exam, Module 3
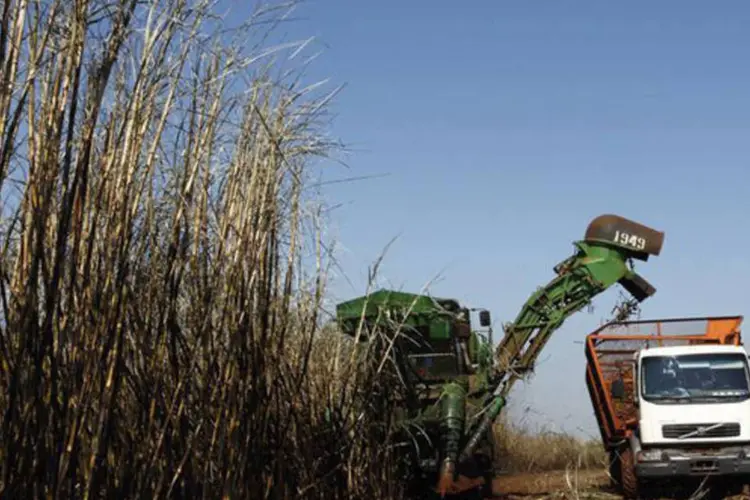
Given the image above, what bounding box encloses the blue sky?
[224,1,750,437]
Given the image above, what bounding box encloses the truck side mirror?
[610,378,626,400]
[479,310,491,327]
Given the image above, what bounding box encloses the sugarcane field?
[1,1,749,499]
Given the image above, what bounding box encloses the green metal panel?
[578,242,630,287]
[429,318,451,340]
[335,289,460,341]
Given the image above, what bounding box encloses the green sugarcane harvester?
[334,214,666,497]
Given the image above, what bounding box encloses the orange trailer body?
[585,315,743,448]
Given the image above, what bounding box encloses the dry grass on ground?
[494,420,608,473]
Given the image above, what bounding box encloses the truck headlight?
[637,449,666,462]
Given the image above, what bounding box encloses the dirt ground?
[487,469,750,499]
[489,469,613,498]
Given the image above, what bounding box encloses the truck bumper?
[637,450,750,478]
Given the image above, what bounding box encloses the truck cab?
[626,344,750,477]
[585,315,750,498]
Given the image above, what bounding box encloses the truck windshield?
[641,352,750,402]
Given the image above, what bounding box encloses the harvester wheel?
[618,447,639,500]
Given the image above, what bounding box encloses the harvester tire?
[618,447,639,500]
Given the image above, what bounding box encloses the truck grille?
[662,422,740,439]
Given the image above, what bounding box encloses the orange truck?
[585,315,750,499]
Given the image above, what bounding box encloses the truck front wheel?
[618,447,639,500]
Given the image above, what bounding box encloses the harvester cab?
[334,290,494,387]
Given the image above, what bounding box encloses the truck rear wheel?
[618,447,639,499]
